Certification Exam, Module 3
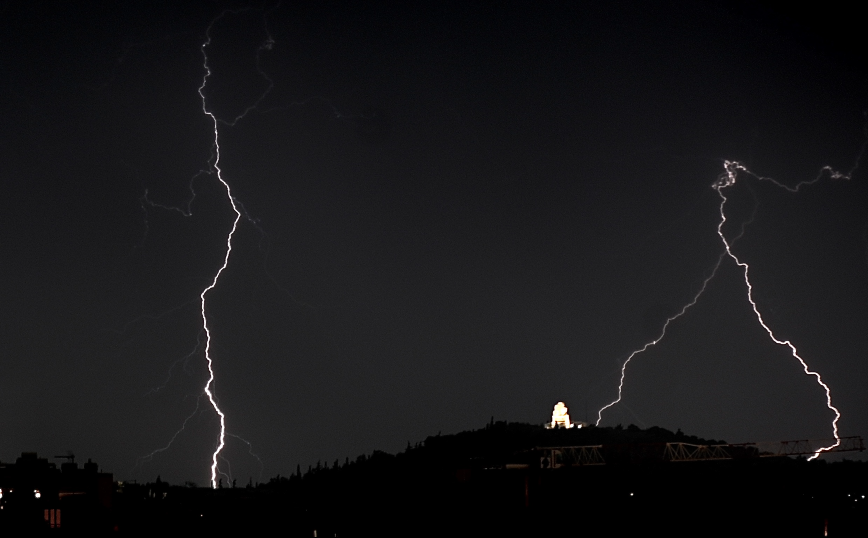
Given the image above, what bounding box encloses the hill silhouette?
[112,422,866,536]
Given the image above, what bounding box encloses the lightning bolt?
[597,146,864,460]
[132,6,294,485]
[135,395,204,469]
[596,196,757,426]
[195,13,245,490]
[144,332,204,397]
[227,433,265,484]
[194,4,282,488]
[595,254,724,425]
[713,161,850,460]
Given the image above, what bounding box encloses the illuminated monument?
[545,401,578,429]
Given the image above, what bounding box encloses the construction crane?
[531,436,865,467]
[53,452,75,464]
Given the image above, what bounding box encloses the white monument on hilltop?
[545,401,576,429]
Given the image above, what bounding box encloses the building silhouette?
[0,452,113,531]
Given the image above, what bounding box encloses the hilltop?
[114,423,866,536]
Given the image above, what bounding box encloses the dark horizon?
[4,421,866,534]
[4,419,866,485]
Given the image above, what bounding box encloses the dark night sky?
[2,1,867,485]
